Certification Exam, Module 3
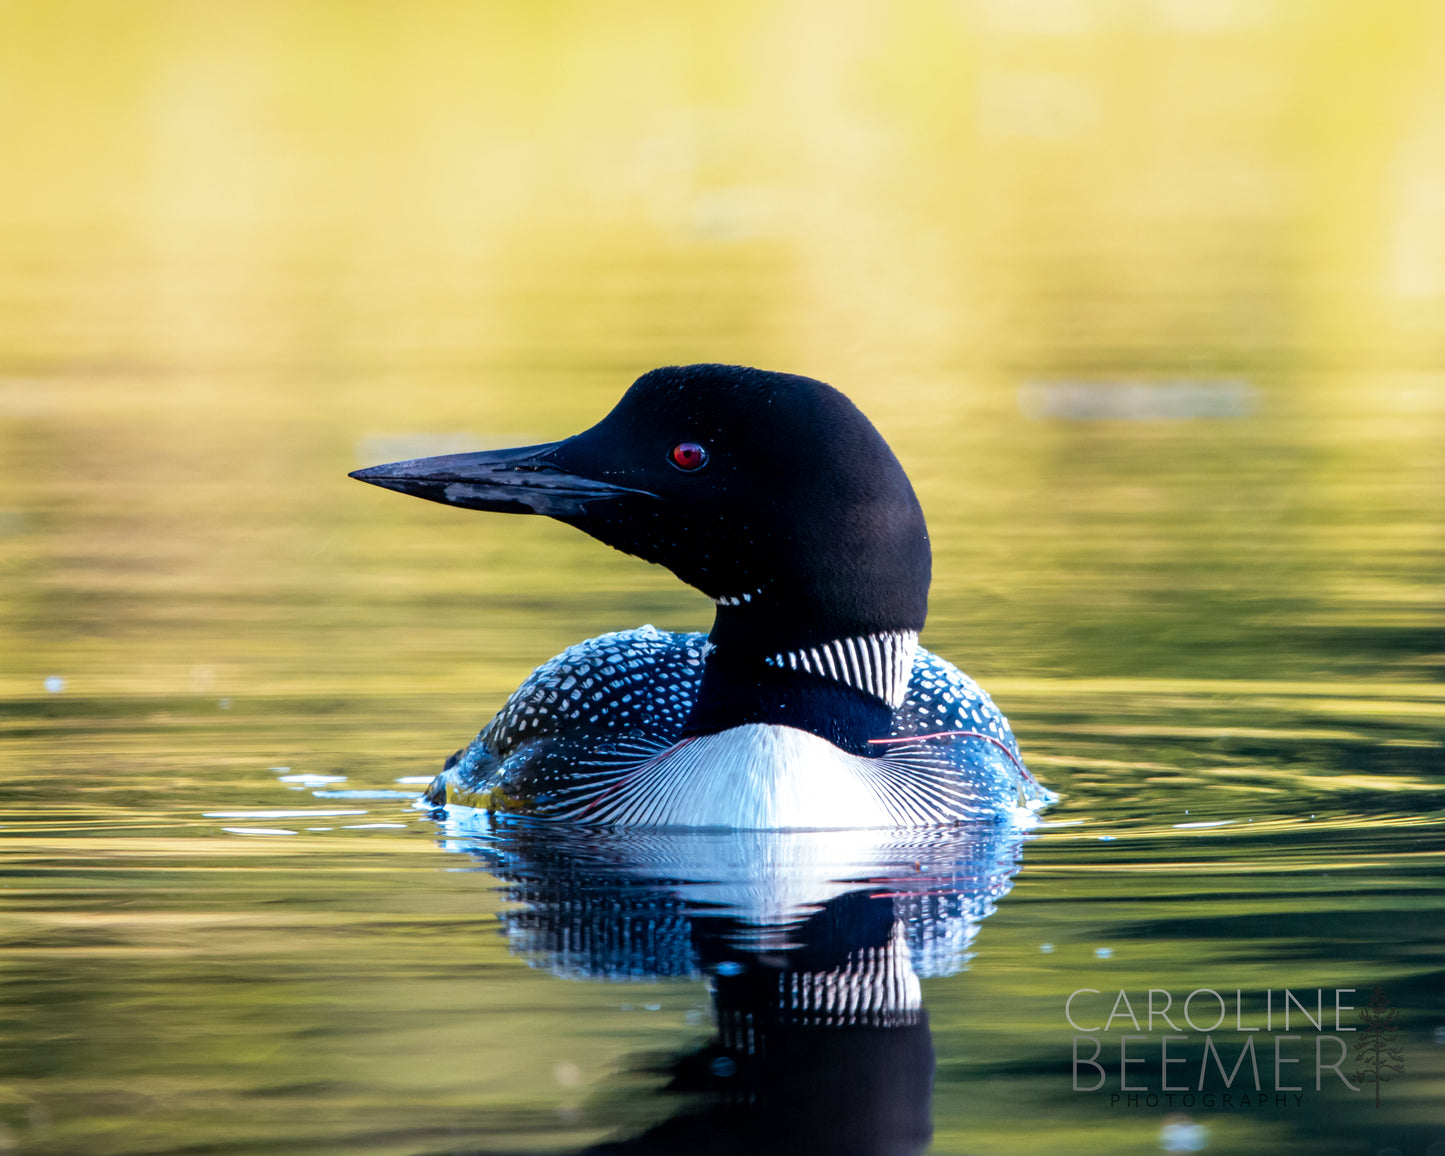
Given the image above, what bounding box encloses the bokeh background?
[3,0,1443,698]
[2,2,1443,1154]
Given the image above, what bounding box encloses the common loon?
[351,363,1054,828]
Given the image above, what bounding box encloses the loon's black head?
[352,365,930,663]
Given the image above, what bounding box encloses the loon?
[351,363,1053,829]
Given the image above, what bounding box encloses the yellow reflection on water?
[2,0,1442,706]
[4,1,1445,367]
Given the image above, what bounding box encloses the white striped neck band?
[762,630,918,709]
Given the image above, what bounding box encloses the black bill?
[349,443,656,518]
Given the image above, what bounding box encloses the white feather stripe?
[843,637,863,689]
[867,634,886,700]
[864,637,877,687]
[895,634,918,706]
[814,642,829,677]
[901,631,918,670]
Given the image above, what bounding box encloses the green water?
[3,2,1444,1153]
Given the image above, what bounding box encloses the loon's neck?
[680,621,919,756]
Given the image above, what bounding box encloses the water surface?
[2,3,1443,1153]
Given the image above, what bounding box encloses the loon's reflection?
[440,820,1032,1155]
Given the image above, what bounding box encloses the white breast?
[569,724,907,829]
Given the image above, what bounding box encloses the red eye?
[669,442,708,471]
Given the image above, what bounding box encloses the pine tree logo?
[1353,983,1405,1108]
